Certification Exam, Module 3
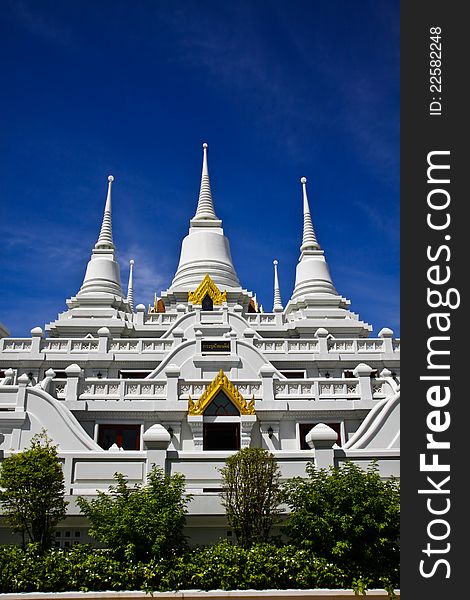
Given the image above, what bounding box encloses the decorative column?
[353,362,373,406]
[16,373,30,410]
[240,415,256,448]
[314,327,329,356]
[64,363,83,402]
[259,364,276,402]
[378,327,395,355]
[187,416,204,449]
[97,326,111,354]
[242,327,256,344]
[143,424,171,473]
[306,423,337,469]
[135,304,146,326]
[30,327,44,356]
[173,327,185,346]
[164,364,180,401]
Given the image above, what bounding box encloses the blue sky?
[0,0,399,337]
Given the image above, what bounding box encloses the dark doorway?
[203,422,240,450]
[98,424,141,450]
[202,294,214,311]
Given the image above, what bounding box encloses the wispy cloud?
[6,0,73,46]
[354,200,400,245]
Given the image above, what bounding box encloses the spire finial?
[273,259,283,312]
[127,259,135,312]
[95,175,115,249]
[300,176,320,252]
[193,142,218,221]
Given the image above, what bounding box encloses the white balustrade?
[141,340,174,352]
[274,378,360,400]
[246,314,276,325]
[356,340,385,352]
[51,379,67,399]
[327,340,355,352]
[254,339,319,353]
[144,313,178,325]
[125,380,167,398]
[44,340,71,352]
[110,340,140,352]
[1,339,33,351]
[78,379,167,400]
[70,340,99,352]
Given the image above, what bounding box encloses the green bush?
[0,544,143,593]
[77,466,190,561]
[0,541,397,594]
[284,461,400,588]
[219,447,283,547]
[0,431,67,551]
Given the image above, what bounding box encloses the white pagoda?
[0,144,400,545]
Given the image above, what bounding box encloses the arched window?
[202,293,214,311]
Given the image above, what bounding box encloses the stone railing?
[328,339,386,353]
[245,313,277,325]
[1,339,33,352]
[45,369,395,403]
[0,337,174,356]
[274,378,360,399]
[44,339,100,352]
[254,339,319,353]
[274,376,394,401]
[109,339,174,352]
[253,337,400,356]
[78,379,167,400]
[144,313,179,325]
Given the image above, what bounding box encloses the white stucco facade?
[0,144,399,545]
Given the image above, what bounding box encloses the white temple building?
[0,144,400,545]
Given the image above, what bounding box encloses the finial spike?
[300,176,320,252]
[273,259,283,311]
[193,142,218,221]
[95,175,115,249]
[127,259,135,312]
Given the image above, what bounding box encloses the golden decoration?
[148,294,165,314]
[187,369,256,416]
[187,274,227,306]
[148,293,158,314]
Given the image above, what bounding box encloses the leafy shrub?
[219,447,283,547]
[284,461,400,587]
[0,542,395,594]
[0,544,143,593]
[77,466,190,561]
[0,431,67,551]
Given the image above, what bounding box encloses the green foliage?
[0,544,143,593]
[283,461,400,586]
[0,542,349,593]
[76,466,190,561]
[148,541,349,591]
[219,447,283,547]
[0,431,67,551]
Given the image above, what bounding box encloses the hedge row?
[0,542,394,594]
